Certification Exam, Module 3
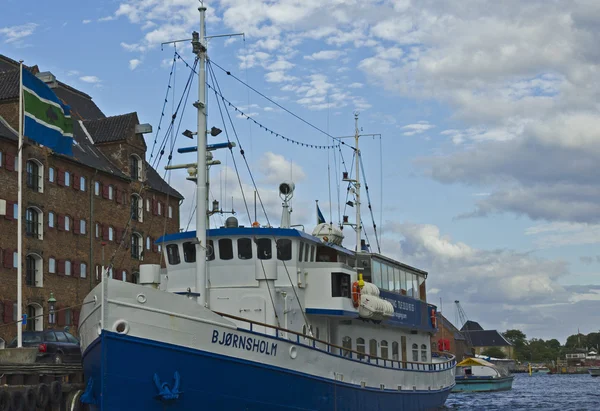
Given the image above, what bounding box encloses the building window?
[80,176,86,191]
[146,236,151,250]
[237,238,252,260]
[381,340,389,360]
[131,194,142,221]
[421,344,428,362]
[130,154,143,181]
[356,338,365,360]
[121,270,127,281]
[95,223,100,238]
[64,171,71,187]
[81,262,87,278]
[131,233,143,260]
[13,203,18,219]
[108,226,114,241]
[49,257,56,274]
[26,160,43,192]
[157,202,162,215]
[168,205,173,219]
[0,151,3,167]
[108,267,113,279]
[256,238,272,260]
[80,219,86,234]
[146,199,150,212]
[48,212,55,228]
[25,254,42,287]
[183,242,196,263]
[13,251,18,268]
[219,238,233,260]
[392,341,399,361]
[48,167,55,182]
[65,260,72,276]
[166,244,180,265]
[276,239,292,261]
[95,181,100,196]
[412,343,419,362]
[108,185,114,200]
[331,272,351,298]
[64,215,70,232]
[25,207,42,239]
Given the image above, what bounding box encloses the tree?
[503,329,527,347]
[481,347,507,359]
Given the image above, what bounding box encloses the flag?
[316,201,325,224]
[22,67,74,156]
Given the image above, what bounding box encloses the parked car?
[7,330,81,364]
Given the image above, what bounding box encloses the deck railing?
[214,311,456,372]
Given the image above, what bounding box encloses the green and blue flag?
[22,67,73,156]
[317,202,325,224]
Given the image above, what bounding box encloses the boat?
[588,367,600,377]
[532,366,550,374]
[77,5,456,410]
[453,358,514,392]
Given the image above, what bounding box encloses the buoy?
[351,281,361,308]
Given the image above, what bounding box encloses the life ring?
[351,281,361,308]
[430,308,437,328]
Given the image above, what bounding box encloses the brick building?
[0,55,183,347]
[432,312,472,362]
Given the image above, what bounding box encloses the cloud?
[98,16,116,22]
[129,59,141,70]
[402,121,435,136]
[258,152,306,185]
[79,76,101,84]
[0,23,37,44]
[82,19,92,24]
[525,222,600,248]
[304,50,345,60]
[120,42,146,53]
[265,71,297,83]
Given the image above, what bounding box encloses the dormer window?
[130,154,143,181]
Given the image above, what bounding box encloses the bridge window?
[394,268,401,292]
[207,240,215,261]
[183,241,196,263]
[356,338,365,360]
[331,272,350,298]
[412,343,419,362]
[381,340,389,360]
[219,239,233,260]
[369,339,377,359]
[392,341,399,361]
[372,260,382,288]
[342,336,352,357]
[276,239,292,261]
[298,242,304,262]
[237,238,252,260]
[304,243,309,261]
[421,344,428,362]
[166,244,180,265]
[310,245,315,262]
[256,238,272,260]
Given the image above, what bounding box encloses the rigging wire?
[358,152,381,253]
[148,52,176,162]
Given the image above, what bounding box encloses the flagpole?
[17,61,24,348]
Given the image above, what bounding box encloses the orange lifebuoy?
[352,281,361,308]
[430,308,437,328]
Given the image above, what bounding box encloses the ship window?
[421,344,428,362]
[372,260,382,289]
[381,340,389,360]
[207,240,215,261]
[183,242,196,263]
[381,264,389,291]
[331,272,351,298]
[238,238,252,260]
[219,239,233,260]
[392,341,399,361]
[388,265,395,291]
[394,267,401,292]
[401,270,407,295]
[369,339,377,359]
[356,338,365,360]
[298,242,304,262]
[310,245,315,262]
[316,327,320,340]
[256,238,272,260]
[166,244,180,265]
[342,336,351,357]
[276,239,292,261]
[304,243,309,262]
[414,275,422,300]
[412,343,419,362]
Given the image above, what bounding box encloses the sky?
[2,0,600,343]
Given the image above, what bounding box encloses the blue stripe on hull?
[83,331,451,411]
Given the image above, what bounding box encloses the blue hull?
[82,331,451,410]
[452,376,514,393]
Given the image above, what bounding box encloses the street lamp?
[48,292,56,327]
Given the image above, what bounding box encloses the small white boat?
[454,358,514,392]
[588,367,600,377]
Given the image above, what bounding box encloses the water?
[444,373,600,410]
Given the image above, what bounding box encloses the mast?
[354,112,361,253]
[193,6,208,307]
[17,61,23,347]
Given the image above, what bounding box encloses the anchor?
[153,371,182,401]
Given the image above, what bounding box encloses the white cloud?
[82,19,92,24]
[79,75,101,84]
[525,222,600,248]
[348,82,363,89]
[259,152,306,185]
[98,16,116,22]
[0,23,37,44]
[304,50,345,60]
[120,42,147,53]
[129,59,141,70]
[265,71,297,83]
[402,121,435,136]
